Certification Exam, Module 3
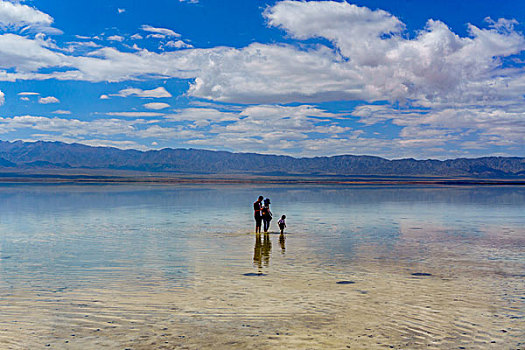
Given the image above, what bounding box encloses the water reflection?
[279,233,286,254]
[253,233,272,269]
[0,184,522,289]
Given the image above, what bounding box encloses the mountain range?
[0,140,523,178]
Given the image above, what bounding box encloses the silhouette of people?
[262,198,272,233]
[278,214,286,234]
[251,197,275,269]
[253,196,263,233]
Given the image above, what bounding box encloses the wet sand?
[0,229,523,349]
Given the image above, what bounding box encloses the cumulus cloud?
[0,1,523,107]
[0,90,4,105]
[140,25,180,38]
[0,0,53,28]
[184,1,525,104]
[64,41,101,53]
[38,96,59,104]
[164,40,193,49]
[107,35,124,42]
[0,115,200,149]
[117,8,125,14]
[0,1,524,158]
[352,103,525,153]
[0,34,65,72]
[143,102,170,110]
[113,87,172,98]
[164,105,351,153]
[211,105,349,136]
[99,94,109,99]
[265,0,405,62]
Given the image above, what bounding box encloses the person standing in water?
[253,196,264,233]
[261,198,272,233]
[278,215,286,234]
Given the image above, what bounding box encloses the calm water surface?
[0,184,523,289]
[0,184,523,348]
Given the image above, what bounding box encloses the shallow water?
[0,184,523,349]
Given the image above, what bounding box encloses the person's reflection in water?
[253,233,272,269]
[262,233,271,266]
[253,233,263,269]
[279,232,286,254]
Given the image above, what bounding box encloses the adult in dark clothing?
[253,196,264,233]
[262,198,272,233]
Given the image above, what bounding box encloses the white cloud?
[183,3,525,104]
[131,33,143,40]
[0,115,199,147]
[164,108,240,123]
[105,112,165,117]
[0,34,65,72]
[147,33,166,39]
[0,1,523,159]
[352,103,525,152]
[20,96,29,101]
[265,1,404,61]
[117,8,125,14]
[18,91,39,96]
[0,115,144,137]
[0,90,4,105]
[135,124,203,139]
[113,87,172,98]
[19,135,150,150]
[212,105,348,135]
[107,35,124,42]
[143,102,170,110]
[0,0,53,28]
[77,139,149,150]
[165,105,351,153]
[164,40,193,49]
[140,25,180,38]
[65,41,100,52]
[38,96,59,104]
[186,43,363,104]
[0,2,523,108]
[99,94,109,100]
[52,110,71,115]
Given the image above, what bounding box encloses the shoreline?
[0,175,523,185]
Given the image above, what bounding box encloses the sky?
[0,0,524,159]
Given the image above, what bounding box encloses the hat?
[264,198,271,204]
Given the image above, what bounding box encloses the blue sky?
[0,0,524,159]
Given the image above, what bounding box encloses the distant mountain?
[0,140,523,178]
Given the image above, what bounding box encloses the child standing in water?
[278,215,286,234]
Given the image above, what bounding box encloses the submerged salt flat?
[0,184,523,349]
